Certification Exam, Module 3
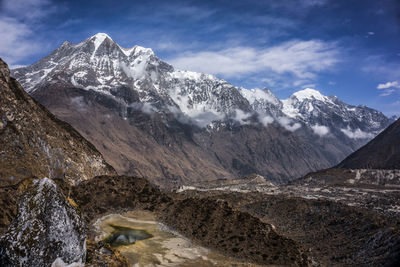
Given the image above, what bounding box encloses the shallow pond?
[95,210,265,267]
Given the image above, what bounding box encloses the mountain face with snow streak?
[13,33,249,126]
[11,33,391,186]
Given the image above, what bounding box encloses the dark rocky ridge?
[0,58,115,185]
[337,118,400,169]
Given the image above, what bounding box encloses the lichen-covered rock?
[0,178,86,266]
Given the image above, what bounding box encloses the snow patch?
[91,33,110,52]
[240,88,280,106]
[281,99,299,118]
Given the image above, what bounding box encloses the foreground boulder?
[0,178,86,266]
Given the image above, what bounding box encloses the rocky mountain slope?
[337,118,400,169]
[11,33,391,186]
[0,58,115,185]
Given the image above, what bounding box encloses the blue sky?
[1,0,399,116]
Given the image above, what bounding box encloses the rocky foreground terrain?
[1,172,398,266]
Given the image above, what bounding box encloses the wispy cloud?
[2,0,58,20]
[168,40,340,87]
[0,0,59,66]
[362,55,400,81]
[377,81,400,89]
[377,81,400,96]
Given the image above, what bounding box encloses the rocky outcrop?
[0,58,116,186]
[0,178,86,266]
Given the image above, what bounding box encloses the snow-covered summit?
[90,32,112,50]
[12,33,247,125]
[291,88,329,102]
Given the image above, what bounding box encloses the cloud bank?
[169,40,340,86]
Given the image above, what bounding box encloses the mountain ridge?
[10,33,392,186]
[12,33,390,136]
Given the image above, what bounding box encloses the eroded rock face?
[0,178,86,266]
[0,58,115,186]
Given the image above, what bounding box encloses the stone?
[0,178,86,266]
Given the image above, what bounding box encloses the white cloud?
[311,124,330,136]
[233,109,252,125]
[169,40,340,85]
[0,0,58,66]
[362,56,400,82]
[277,117,301,132]
[2,0,57,20]
[0,17,42,66]
[258,113,274,127]
[380,89,395,96]
[69,96,86,111]
[377,81,400,89]
[129,102,158,115]
[301,0,329,7]
[377,81,400,96]
[340,127,375,139]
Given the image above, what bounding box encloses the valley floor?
[177,179,400,266]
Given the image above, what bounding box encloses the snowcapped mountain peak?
[291,88,327,102]
[90,32,112,42]
[11,33,390,139]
